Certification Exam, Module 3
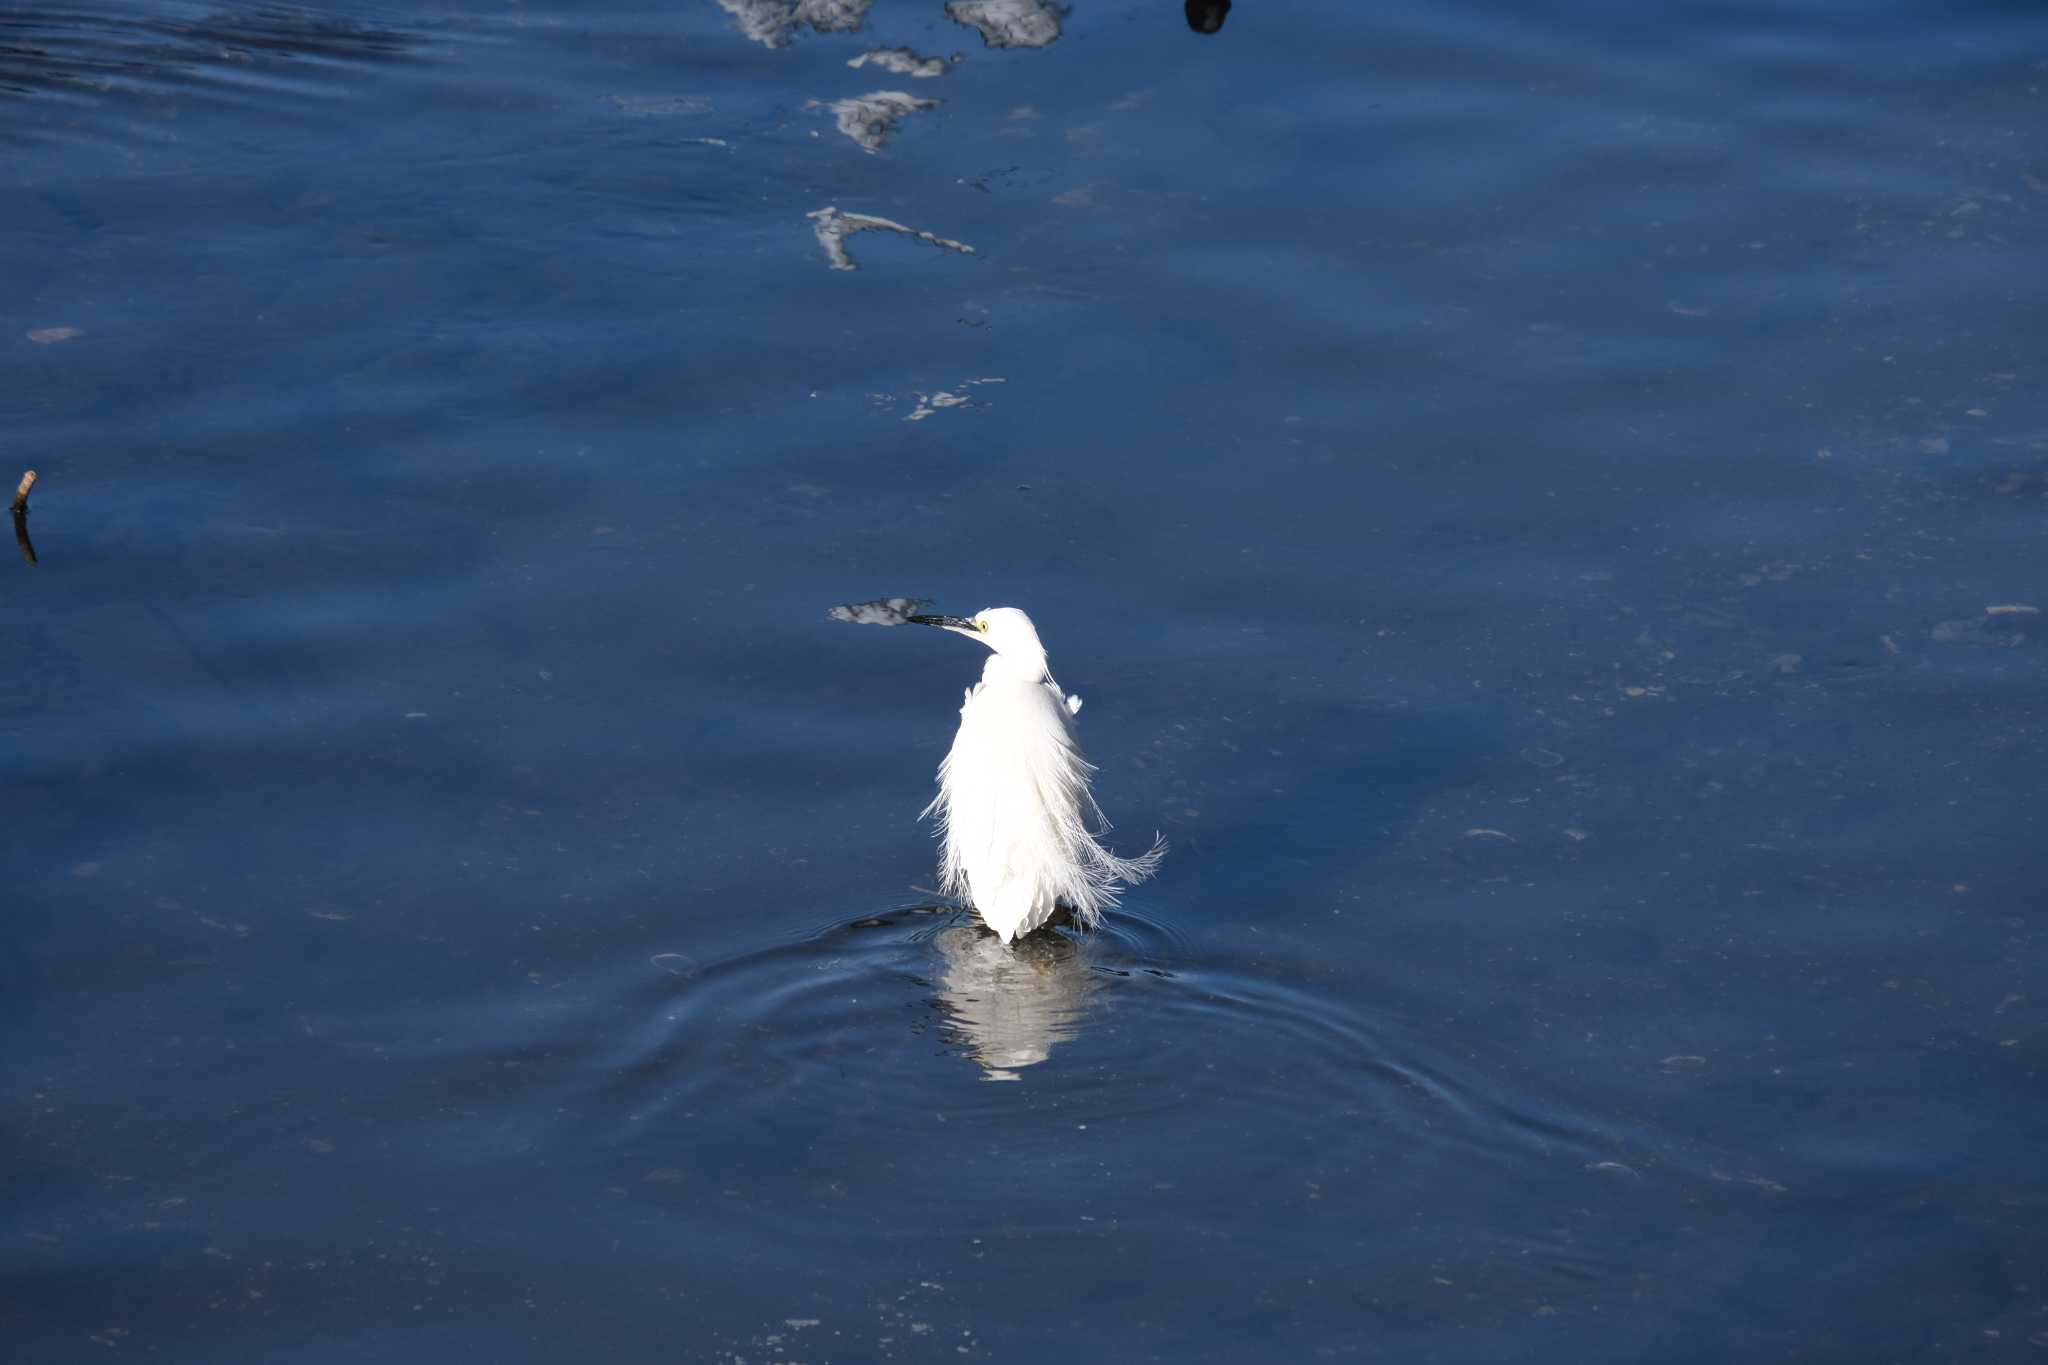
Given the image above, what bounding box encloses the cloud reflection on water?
[807,205,976,270]
[945,0,1063,49]
[816,89,941,153]
[716,0,873,48]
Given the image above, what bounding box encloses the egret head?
[911,606,1049,681]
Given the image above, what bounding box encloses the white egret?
[909,607,1164,943]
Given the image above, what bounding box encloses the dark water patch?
[0,2,418,113]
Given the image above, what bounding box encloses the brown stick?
[9,470,34,515]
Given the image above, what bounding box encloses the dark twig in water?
[11,470,35,567]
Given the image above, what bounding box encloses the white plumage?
[913,607,1164,943]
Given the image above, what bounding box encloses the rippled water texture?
[5,0,2047,1360]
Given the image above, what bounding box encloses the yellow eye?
[974,618,989,632]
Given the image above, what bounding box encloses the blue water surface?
[4,0,2047,1360]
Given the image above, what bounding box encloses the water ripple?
[0,2,418,110]
[596,903,1623,1199]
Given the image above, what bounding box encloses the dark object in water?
[12,470,36,567]
[1186,0,1231,34]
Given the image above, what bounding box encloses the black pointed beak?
[909,614,979,630]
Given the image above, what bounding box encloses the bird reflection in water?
[1185,0,1231,33]
[931,923,1101,1080]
